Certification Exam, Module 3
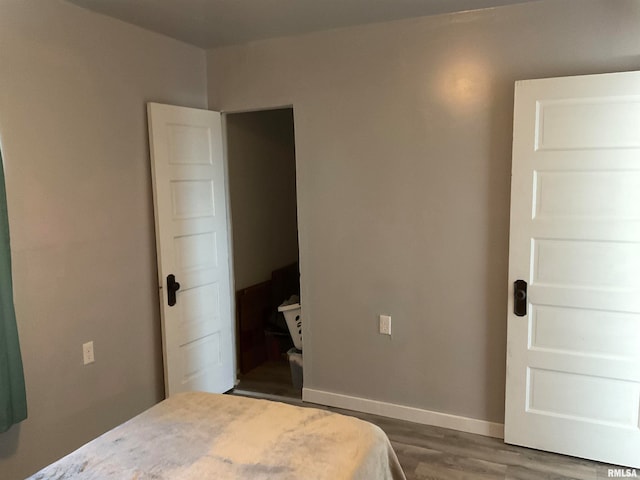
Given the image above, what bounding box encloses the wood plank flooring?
[235,359,300,399]
[352,412,618,480]
[230,366,623,480]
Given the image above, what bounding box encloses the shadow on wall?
[483,76,513,423]
[0,423,21,458]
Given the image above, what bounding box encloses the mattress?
[28,392,406,479]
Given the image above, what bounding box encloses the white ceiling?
[67,0,540,49]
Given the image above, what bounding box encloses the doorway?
[224,107,301,399]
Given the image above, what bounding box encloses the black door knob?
[514,280,527,317]
[167,274,181,307]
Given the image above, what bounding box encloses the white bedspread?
[28,392,406,479]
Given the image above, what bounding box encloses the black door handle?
[167,274,180,307]
[514,280,527,316]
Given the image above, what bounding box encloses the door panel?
[148,103,234,396]
[505,72,640,468]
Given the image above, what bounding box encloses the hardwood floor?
[354,413,618,480]
[230,386,621,480]
[235,359,301,399]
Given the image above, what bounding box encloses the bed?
[28,392,406,479]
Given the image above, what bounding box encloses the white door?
[505,71,640,467]
[147,103,235,396]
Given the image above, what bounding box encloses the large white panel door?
[148,103,235,396]
[505,71,640,468]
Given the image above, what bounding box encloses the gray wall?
[226,109,298,291]
[0,1,207,478]
[207,0,640,423]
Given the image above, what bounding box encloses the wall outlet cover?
[83,341,95,365]
[379,315,392,335]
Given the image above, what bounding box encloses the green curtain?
[0,148,27,433]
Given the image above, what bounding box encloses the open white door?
[505,71,640,467]
[148,103,235,396]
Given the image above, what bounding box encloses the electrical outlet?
[83,341,95,365]
[379,315,392,335]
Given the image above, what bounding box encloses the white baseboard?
[302,387,504,439]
